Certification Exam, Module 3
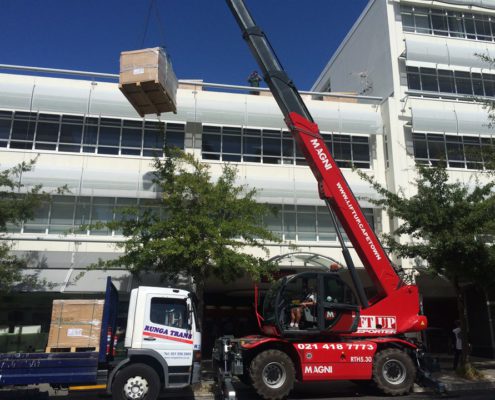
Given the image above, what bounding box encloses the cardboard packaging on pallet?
[119,47,178,117]
[47,299,104,351]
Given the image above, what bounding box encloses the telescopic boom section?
[226,0,401,302]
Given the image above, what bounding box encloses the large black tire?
[249,349,295,400]
[112,363,161,400]
[372,348,416,396]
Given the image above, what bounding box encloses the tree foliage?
[97,149,279,292]
[359,164,495,287]
[0,160,47,291]
[358,163,495,374]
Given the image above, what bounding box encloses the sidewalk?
[424,354,495,392]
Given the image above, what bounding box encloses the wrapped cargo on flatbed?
[46,299,104,351]
[119,47,178,116]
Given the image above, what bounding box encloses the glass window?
[475,17,491,40]
[297,206,316,241]
[0,118,12,140]
[143,122,164,157]
[11,119,35,141]
[455,71,473,95]
[223,135,241,155]
[202,133,221,160]
[438,70,455,93]
[415,11,432,34]
[150,298,188,329]
[413,133,428,159]
[165,123,185,149]
[420,68,438,92]
[263,137,281,164]
[463,136,482,169]
[60,123,82,145]
[49,196,75,234]
[243,136,261,163]
[263,205,282,239]
[472,73,484,96]
[283,205,296,240]
[481,137,493,164]
[363,209,375,231]
[74,197,91,233]
[10,141,33,150]
[401,10,415,31]
[401,6,495,42]
[282,133,294,164]
[98,126,120,146]
[263,130,281,164]
[431,11,448,35]
[448,12,464,37]
[35,121,59,143]
[83,119,98,153]
[121,128,142,148]
[446,135,465,168]
[23,201,50,233]
[427,134,446,163]
[464,15,477,39]
[412,133,494,170]
[406,67,421,91]
[317,207,336,241]
[333,135,352,168]
[484,74,495,97]
[121,127,143,155]
[114,198,137,235]
[352,137,370,167]
[90,197,114,235]
[139,199,163,221]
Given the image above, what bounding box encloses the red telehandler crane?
[213,1,434,399]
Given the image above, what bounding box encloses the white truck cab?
[109,286,201,400]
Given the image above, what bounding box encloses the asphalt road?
[1,382,494,400]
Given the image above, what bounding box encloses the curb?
[442,380,495,392]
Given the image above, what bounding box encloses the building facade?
[0,0,494,357]
[313,0,495,357]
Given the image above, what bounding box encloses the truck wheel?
[372,348,416,396]
[112,363,160,400]
[249,349,295,400]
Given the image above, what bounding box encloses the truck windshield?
[262,279,285,323]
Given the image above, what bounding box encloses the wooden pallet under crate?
[119,80,176,117]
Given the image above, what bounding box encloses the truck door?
[142,294,194,368]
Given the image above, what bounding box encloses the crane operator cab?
[261,272,360,336]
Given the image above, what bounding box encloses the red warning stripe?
[143,330,193,344]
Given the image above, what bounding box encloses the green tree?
[0,160,46,291]
[96,149,279,317]
[358,163,495,376]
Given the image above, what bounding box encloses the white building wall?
[0,73,383,293]
[312,0,394,97]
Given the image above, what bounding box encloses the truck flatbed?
[0,351,99,386]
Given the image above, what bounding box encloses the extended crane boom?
[213,3,431,400]
[226,0,400,305]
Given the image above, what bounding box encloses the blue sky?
[2,0,368,90]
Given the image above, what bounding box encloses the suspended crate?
[119,47,178,117]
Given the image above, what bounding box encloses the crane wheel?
[372,348,416,396]
[249,349,295,400]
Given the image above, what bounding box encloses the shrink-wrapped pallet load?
[119,47,178,116]
[46,299,104,351]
